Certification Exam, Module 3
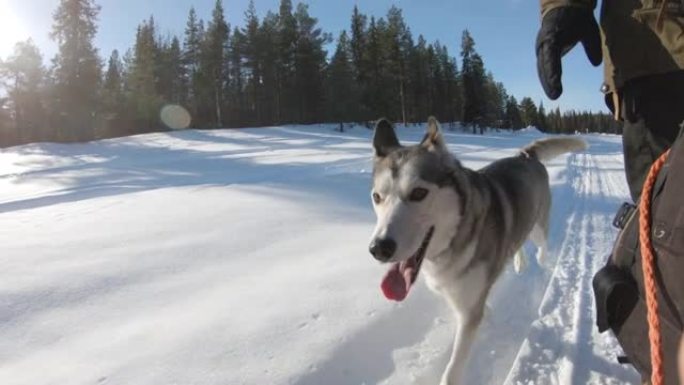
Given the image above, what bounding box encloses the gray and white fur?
[369,117,587,385]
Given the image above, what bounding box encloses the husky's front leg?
[439,305,484,385]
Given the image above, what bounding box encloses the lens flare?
[160,104,191,130]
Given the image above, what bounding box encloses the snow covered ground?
[0,124,640,385]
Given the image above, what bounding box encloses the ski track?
[503,146,638,385]
[0,125,641,385]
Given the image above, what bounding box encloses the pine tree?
[243,0,261,124]
[326,31,358,125]
[505,96,524,130]
[277,0,297,123]
[293,3,329,123]
[202,0,229,127]
[0,40,48,143]
[103,50,124,106]
[349,6,367,79]
[0,96,12,146]
[100,49,126,136]
[182,7,202,117]
[155,36,185,107]
[438,43,461,124]
[519,97,539,128]
[385,6,410,125]
[409,35,429,121]
[482,74,505,129]
[258,12,280,125]
[227,27,245,125]
[550,107,562,133]
[127,17,162,130]
[50,0,102,141]
[426,42,444,121]
[537,101,548,132]
[168,37,185,104]
[460,30,486,133]
[365,16,389,117]
[349,6,369,121]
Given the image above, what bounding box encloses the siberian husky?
[368,117,587,385]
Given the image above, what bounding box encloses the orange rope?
[639,148,670,385]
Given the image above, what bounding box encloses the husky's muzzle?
[377,226,435,301]
[369,238,397,262]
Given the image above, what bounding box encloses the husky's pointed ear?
[421,116,446,152]
[373,118,400,157]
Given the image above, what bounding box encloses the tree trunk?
[215,84,222,127]
[400,80,407,126]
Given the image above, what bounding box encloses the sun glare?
[0,0,30,58]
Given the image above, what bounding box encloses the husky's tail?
[521,137,588,163]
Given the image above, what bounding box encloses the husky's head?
[369,117,462,301]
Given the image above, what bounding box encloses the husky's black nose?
[369,238,396,261]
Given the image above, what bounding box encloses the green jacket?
[541,0,684,97]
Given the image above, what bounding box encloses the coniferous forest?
[0,0,621,147]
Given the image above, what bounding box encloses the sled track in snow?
[504,150,639,385]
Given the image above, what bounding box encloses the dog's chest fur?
[422,240,486,299]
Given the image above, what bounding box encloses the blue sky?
[2,0,607,112]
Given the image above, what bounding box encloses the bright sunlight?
[0,0,29,58]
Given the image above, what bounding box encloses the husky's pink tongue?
[381,261,415,301]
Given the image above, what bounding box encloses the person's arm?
[540,0,596,17]
[536,0,601,100]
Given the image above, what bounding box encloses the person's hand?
[536,6,602,100]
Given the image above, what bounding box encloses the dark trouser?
[620,71,684,202]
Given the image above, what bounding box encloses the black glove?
[536,7,602,100]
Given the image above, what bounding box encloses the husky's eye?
[409,188,429,202]
[372,192,382,204]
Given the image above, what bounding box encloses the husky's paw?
[513,248,528,274]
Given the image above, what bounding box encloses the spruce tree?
[293,3,329,123]
[409,35,429,121]
[482,74,505,129]
[100,49,126,135]
[505,96,524,130]
[0,96,12,146]
[50,0,102,141]
[258,12,280,125]
[386,6,410,125]
[349,6,369,120]
[203,0,229,127]
[460,30,486,132]
[326,31,358,125]
[537,101,548,132]
[277,0,297,123]
[519,97,539,128]
[349,6,367,79]
[438,43,461,124]
[227,27,245,125]
[183,7,202,117]
[156,37,185,106]
[243,0,261,124]
[0,40,47,143]
[365,16,387,117]
[127,18,162,130]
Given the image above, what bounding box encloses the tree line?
[0,0,620,147]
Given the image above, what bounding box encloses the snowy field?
[0,124,640,385]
